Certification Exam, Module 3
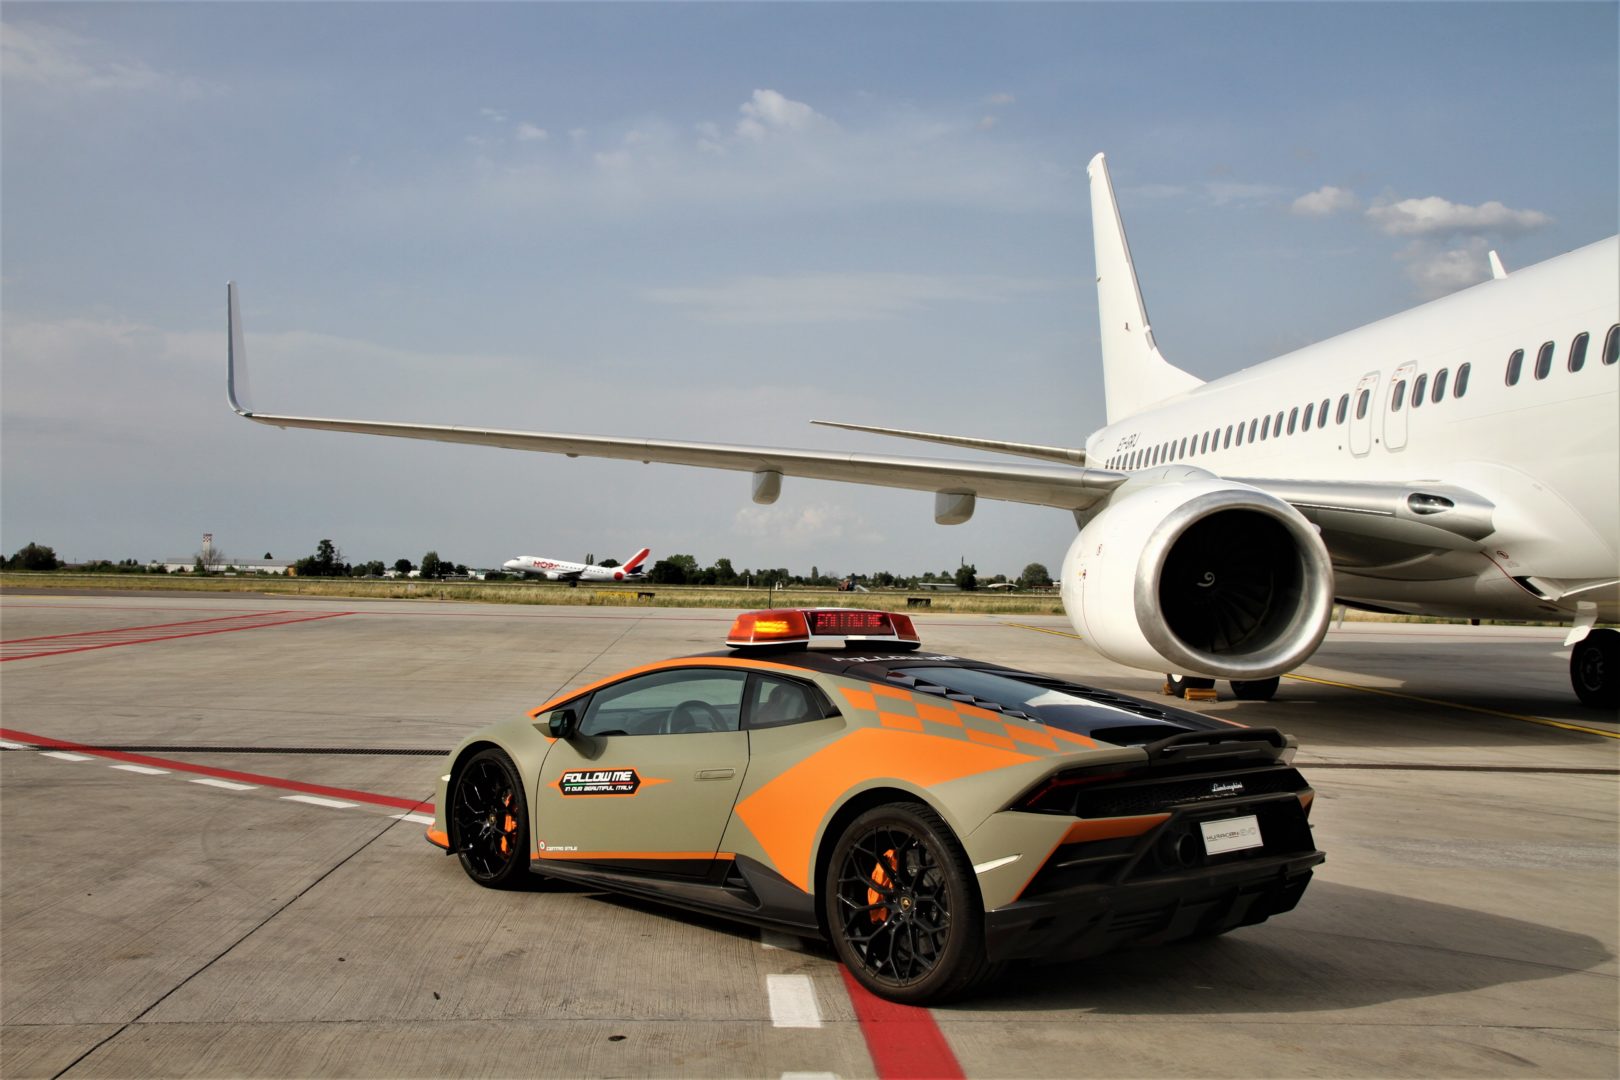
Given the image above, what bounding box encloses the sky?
[3,2,1616,577]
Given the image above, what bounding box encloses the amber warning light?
[726,609,921,649]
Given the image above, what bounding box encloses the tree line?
[3,540,1054,591]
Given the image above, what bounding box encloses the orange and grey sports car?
[427,609,1323,1003]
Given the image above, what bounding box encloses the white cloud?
[515,122,548,142]
[732,503,883,548]
[1291,185,1359,217]
[736,89,836,141]
[644,272,1066,325]
[1,20,197,95]
[480,107,507,123]
[986,92,1015,106]
[1394,237,1494,299]
[1366,196,1552,237]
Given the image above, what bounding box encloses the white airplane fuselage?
[1083,237,1620,625]
[503,548,651,582]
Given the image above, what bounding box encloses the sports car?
[427,609,1324,1003]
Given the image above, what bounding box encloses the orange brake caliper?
[867,849,897,923]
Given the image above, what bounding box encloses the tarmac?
[1,592,1615,1078]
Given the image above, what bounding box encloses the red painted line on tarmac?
[0,612,353,661]
[0,727,432,813]
[2,610,296,644]
[838,967,965,1080]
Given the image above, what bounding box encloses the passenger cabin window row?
[1502,324,1618,388]
[1104,322,1620,471]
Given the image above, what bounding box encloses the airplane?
[502,548,651,584]
[224,153,1620,709]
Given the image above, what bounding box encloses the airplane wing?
[226,285,1126,519]
[810,420,1088,466]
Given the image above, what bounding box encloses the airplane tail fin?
[1087,154,1203,423]
[622,548,651,573]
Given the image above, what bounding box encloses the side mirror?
[547,708,578,740]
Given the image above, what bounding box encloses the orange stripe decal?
[1050,728,1100,748]
[915,702,962,726]
[1004,724,1058,752]
[735,727,1037,892]
[840,687,878,712]
[880,713,924,732]
[871,683,912,700]
[965,727,1019,752]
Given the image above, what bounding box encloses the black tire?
[1167,674,1216,698]
[1571,628,1620,709]
[448,748,530,889]
[1230,677,1280,701]
[823,802,1000,1004]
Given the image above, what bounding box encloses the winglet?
[1087,153,1203,423]
[226,281,253,416]
[1488,250,1509,280]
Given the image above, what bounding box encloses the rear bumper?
[983,849,1323,962]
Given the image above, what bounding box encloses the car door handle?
[694,768,735,780]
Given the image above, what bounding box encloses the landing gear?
[1164,674,1216,699]
[1570,628,1619,709]
[1230,677,1280,701]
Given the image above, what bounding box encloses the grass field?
[0,572,1066,615]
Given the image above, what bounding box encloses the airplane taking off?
[503,548,651,583]
[225,154,1619,708]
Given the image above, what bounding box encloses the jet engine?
[1061,472,1334,680]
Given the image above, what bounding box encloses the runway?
[2,593,1615,1078]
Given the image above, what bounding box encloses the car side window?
[746,674,835,730]
[580,668,747,736]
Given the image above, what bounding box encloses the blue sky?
[3,3,1615,576]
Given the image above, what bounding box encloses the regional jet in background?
[503,548,651,584]
[225,154,1620,708]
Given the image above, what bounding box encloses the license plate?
[1200,814,1263,855]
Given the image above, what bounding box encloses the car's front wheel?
[824,802,999,1004]
[449,748,530,889]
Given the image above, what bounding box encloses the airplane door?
[1383,362,1415,452]
[534,667,749,877]
[1348,371,1379,457]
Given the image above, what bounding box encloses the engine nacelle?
[1061,474,1334,680]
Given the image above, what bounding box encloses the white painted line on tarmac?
[391,813,435,825]
[782,1073,839,1080]
[280,794,358,809]
[767,974,822,1028]
[760,929,800,951]
[42,751,93,762]
[190,778,257,791]
[111,764,169,775]
[0,739,32,750]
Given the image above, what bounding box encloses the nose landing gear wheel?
[1230,676,1280,701]
[1570,628,1619,709]
[824,802,999,1004]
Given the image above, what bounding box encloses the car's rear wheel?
[449,748,529,889]
[824,802,999,1004]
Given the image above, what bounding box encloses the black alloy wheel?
[450,748,530,889]
[825,802,998,1004]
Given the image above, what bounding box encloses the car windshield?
[891,665,1197,742]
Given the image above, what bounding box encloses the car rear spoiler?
[1142,728,1290,764]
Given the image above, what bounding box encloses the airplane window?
[1200,431,1210,455]
[1411,373,1428,408]
[1568,332,1589,373]
[1303,402,1314,430]
[1534,341,1553,380]
[1605,324,1619,365]
[1179,437,1188,458]
[1337,394,1350,424]
[1319,398,1330,428]
[1234,423,1244,446]
[1224,425,1233,449]
[1455,363,1471,396]
[1355,390,1370,419]
[1275,410,1285,433]
[1261,416,1271,440]
[1285,407,1296,435]
[1391,380,1406,411]
[1505,348,1524,386]
[1432,369,1449,402]
[1249,418,1259,441]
